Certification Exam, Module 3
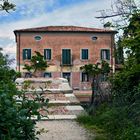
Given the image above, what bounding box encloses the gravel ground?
[37,120,94,140]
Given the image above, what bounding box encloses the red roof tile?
[14,26,117,33]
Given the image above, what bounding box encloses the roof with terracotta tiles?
[14,26,117,33]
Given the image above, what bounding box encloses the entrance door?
[62,72,71,85]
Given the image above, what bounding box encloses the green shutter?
[101,50,103,60]
[82,49,88,59]
[27,49,31,59]
[106,50,110,60]
[82,50,84,59]
[85,49,88,59]
[23,49,26,60]
[48,49,51,60]
[44,49,46,60]
[62,49,71,65]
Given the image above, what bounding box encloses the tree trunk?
[90,77,95,105]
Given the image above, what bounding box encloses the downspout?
[111,34,115,73]
[17,33,21,72]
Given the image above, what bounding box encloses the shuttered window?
[81,49,88,60]
[101,49,110,60]
[23,49,31,60]
[44,49,51,60]
[62,49,71,65]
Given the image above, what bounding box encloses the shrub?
[0,52,49,139]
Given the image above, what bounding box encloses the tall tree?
[80,61,110,106]
[0,0,15,12]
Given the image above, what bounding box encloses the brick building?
[14,26,116,90]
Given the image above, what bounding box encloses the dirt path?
[37,120,94,140]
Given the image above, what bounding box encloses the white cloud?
[0,0,111,38]
[0,0,112,69]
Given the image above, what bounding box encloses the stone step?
[32,115,77,120]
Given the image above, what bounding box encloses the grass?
[77,114,109,140]
[77,103,140,140]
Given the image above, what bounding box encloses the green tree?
[80,61,110,106]
[111,10,140,128]
[0,51,49,139]
[23,51,48,77]
[0,0,15,12]
[115,37,124,64]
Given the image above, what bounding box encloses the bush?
[77,104,140,140]
[0,52,49,139]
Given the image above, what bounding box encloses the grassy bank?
[77,104,140,140]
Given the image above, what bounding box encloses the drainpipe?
[18,33,21,72]
[111,34,115,73]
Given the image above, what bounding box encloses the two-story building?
[14,26,116,90]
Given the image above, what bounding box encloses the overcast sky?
[0,0,139,68]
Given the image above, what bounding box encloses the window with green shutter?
[62,49,71,65]
[101,49,110,60]
[44,49,51,60]
[23,49,31,60]
[81,49,88,60]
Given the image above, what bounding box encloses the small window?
[44,72,52,78]
[23,49,31,60]
[91,36,98,41]
[81,49,88,60]
[34,36,42,41]
[81,72,89,82]
[25,72,32,78]
[101,49,110,60]
[44,49,51,60]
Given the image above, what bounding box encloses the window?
[44,49,51,60]
[34,35,42,41]
[81,49,88,60]
[101,49,110,60]
[25,72,32,78]
[81,72,89,82]
[91,36,98,41]
[44,72,52,78]
[23,49,31,60]
[62,72,71,83]
[62,49,71,65]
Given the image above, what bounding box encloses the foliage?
[80,61,110,106]
[23,51,48,76]
[78,11,140,140]
[16,71,22,78]
[0,0,15,12]
[115,37,124,64]
[80,61,110,79]
[0,51,49,139]
[77,104,140,140]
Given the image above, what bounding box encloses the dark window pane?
[44,72,52,78]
